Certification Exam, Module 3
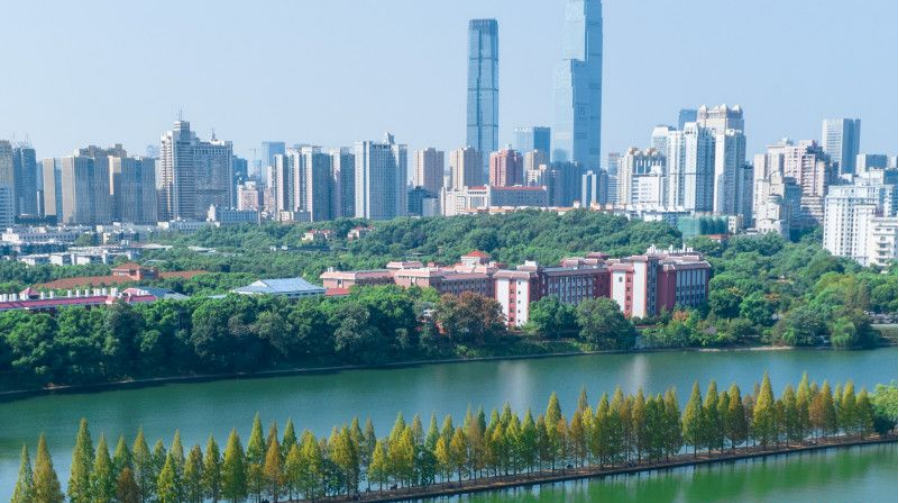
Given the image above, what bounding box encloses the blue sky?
[0,0,896,161]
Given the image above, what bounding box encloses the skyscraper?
[618,147,665,206]
[56,153,112,225]
[712,129,747,215]
[109,155,157,223]
[354,133,407,220]
[667,124,715,211]
[448,146,483,190]
[822,118,861,176]
[489,149,524,187]
[158,120,233,221]
[12,144,39,217]
[259,141,285,181]
[696,104,744,134]
[330,147,355,219]
[467,19,499,178]
[552,0,603,172]
[413,148,445,195]
[677,109,697,130]
[513,127,551,156]
[0,141,15,225]
[302,146,332,222]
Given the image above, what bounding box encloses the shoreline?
[290,436,897,503]
[0,342,894,401]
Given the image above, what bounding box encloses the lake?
[0,347,895,500]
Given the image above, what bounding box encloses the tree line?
[0,284,637,391]
[12,375,897,503]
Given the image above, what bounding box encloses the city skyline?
[0,0,895,161]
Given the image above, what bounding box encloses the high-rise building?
[823,182,893,266]
[0,141,15,225]
[822,118,861,176]
[546,161,582,207]
[109,155,157,223]
[489,149,524,187]
[696,104,744,134]
[667,123,715,211]
[259,141,285,181]
[413,148,445,195]
[581,169,605,207]
[330,147,355,219]
[552,0,603,172]
[513,127,551,156]
[467,19,499,178]
[753,139,835,230]
[12,144,40,218]
[678,109,697,130]
[617,147,665,206]
[56,153,112,225]
[856,154,890,173]
[354,133,407,220]
[605,151,620,203]
[448,146,483,190]
[302,146,332,222]
[271,152,297,215]
[650,126,674,156]
[237,181,263,211]
[712,129,747,215]
[158,120,233,221]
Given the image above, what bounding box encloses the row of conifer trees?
[12,373,889,503]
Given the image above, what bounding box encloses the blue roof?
[232,277,325,296]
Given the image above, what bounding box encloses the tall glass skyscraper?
[467,19,499,178]
[552,0,602,172]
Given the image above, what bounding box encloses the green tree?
[283,444,302,501]
[663,389,682,461]
[871,382,898,435]
[132,427,156,503]
[245,414,266,502]
[298,432,323,500]
[183,445,205,503]
[752,373,777,448]
[724,384,748,449]
[90,435,116,503]
[367,440,389,490]
[222,429,247,503]
[203,435,223,503]
[575,298,637,349]
[682,382,704,457]
[528,297,577,339]
[156,453,179,503]
[10,445,34,503]
[449,427,468,482]
[33,435,64,503]
[113,436,133,475]
[68,418,95,503]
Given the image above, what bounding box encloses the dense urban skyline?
[0,0,895,160]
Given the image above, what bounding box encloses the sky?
[0,0,896,162]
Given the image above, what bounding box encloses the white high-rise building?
[712,129,747,215]
[448,146,483,190]
[413,148,445,195]
[822,118,861,176]
[696,104,744,134]
[823,182,893,266]
[158,120,233,221]
[354,133,407,220]
[617,147,665,206]
[667,123,714,211]
[650,126,674,155]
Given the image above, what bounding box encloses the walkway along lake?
[0,347,895,500]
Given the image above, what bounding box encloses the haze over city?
[1,0,896,159]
